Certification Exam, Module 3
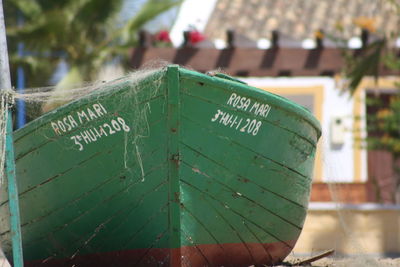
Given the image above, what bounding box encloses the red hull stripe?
[25,240,296,267]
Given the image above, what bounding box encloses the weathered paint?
[5,109,24,267]
[0,66,320,266]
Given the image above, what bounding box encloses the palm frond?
[5,0,183,89]
[121,0,182,43]
[346,39,386,94]
[7,0,42,19]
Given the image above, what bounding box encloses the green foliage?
[366,95,400,156]
[337,0,400,158]
[337,0,399,95]
[344,39,386,94]
[5,0,181,87]
[338,0,400,202]
[351,37,400,159]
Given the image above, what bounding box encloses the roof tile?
[204,0,399,44]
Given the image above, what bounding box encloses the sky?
[120,0,180,33]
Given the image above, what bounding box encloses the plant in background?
[153,29,172,47]
[338,0,400,202]
[5,0,181,111]
[186,29,205,44]
[182,25,206,46]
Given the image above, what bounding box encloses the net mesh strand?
[0,63,167,259]
[0,63,390,265]
[0,61,167,183]
[0,90,12,184]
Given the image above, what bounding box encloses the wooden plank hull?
[0,66,320,266]
[25,241,296,266]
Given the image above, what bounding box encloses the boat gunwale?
[13,95,166,161]
[178,68,322,139]
[13,66,321,141]
[180,88,317,147]
[13,69,166,141]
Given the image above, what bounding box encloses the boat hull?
[25,240,296,266]
[0,66,320,266]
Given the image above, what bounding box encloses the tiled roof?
[204,0,399,43]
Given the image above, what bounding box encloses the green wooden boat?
[0,65,320,266]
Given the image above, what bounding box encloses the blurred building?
[130,0,400,255]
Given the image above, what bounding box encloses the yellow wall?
[294,206,400,255]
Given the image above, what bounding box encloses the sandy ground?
[0,256,399,266]
[0,253,399,266]
[0,257,9,267]
[276,255,400,267]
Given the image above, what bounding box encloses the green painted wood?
[0,66,321,266]
[5,109,24,267]
[179,79,317,177]
[166,65,182,266]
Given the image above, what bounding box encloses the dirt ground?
[1,256,400,266]
[275,255,400,267]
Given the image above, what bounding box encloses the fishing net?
[1,62,397,266]
[0,61,174,266]
[0,89,13,185]
[0,61,168,185]
[323,175,381,267]
[320,91,399,267]
[284,91,398,267]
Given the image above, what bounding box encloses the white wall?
[170,0,218,47]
